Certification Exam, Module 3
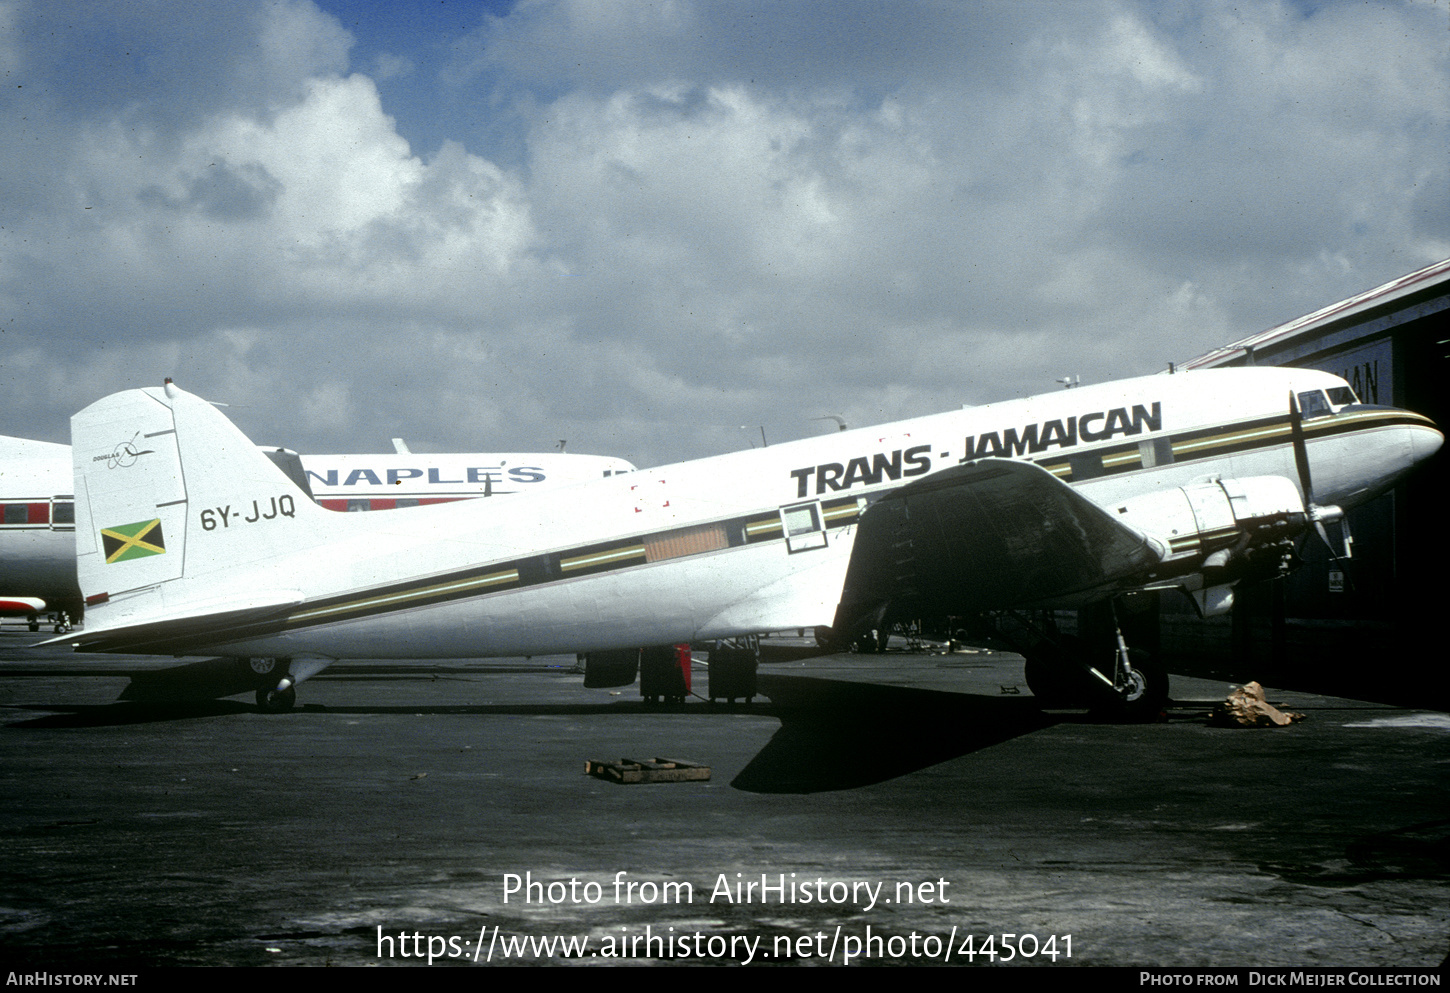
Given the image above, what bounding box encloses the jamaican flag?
[101,518,166,564]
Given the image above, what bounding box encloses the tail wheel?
[256,685,296,713]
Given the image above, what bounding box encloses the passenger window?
[780,502,827,553]
[51,501,75,527]
[3,505,26,524]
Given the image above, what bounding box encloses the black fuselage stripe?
[1035,410,1422,481]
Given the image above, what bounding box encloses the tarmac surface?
[1,630,1446,968]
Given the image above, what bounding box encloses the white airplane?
[0,437,635,625]
[0,435,78,628]
[45,369,1441,716]
[0,596,50,631]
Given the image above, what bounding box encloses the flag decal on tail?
[101,519,166,563]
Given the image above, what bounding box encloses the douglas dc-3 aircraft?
[0,437,634,626]
[46,369,1441,716]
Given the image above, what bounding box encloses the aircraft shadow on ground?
[3,699,259,727]
[0,656,293,726]
[0,697,745,729]
[732,673,1058,794]
[4,661,1061,792]
[0,658,561,727]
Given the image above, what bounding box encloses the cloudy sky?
[1,0,1445,466]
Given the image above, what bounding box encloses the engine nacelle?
[1112,476,1307,566]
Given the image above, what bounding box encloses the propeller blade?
[1285,394,1356,591]
[1288,391,1314,505]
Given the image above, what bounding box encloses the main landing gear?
[997,600,1168,722]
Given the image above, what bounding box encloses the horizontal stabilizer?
[41,591,304,655]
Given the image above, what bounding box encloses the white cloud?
[0,0,1444,468]
[205,75,422,235]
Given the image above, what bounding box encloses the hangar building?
[1170,257,1449,706]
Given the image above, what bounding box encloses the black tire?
[1022,635,1095,707]
[1023,656,1094,706]
[256,685,297,712]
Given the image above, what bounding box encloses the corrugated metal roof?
[1180,257,1450,370]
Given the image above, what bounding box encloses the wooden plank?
[586,757,711,784]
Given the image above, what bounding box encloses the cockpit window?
[1296,390,1332,419]
[1326,386,1358,407]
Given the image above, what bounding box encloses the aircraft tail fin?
[71,380,333,622]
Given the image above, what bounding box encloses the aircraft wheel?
[256,685,297,713]
[1091,650,1167,723]
[28,618,39,632]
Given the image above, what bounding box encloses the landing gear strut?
[1001,602,1168,722]
[1094,645,1166,721]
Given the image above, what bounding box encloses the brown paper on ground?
[1210,680,1305,727]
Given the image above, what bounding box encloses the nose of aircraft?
[1409,419,1444,466]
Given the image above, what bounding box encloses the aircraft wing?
[831,458,1159,636]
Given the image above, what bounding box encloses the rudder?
[73,388,188,599]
